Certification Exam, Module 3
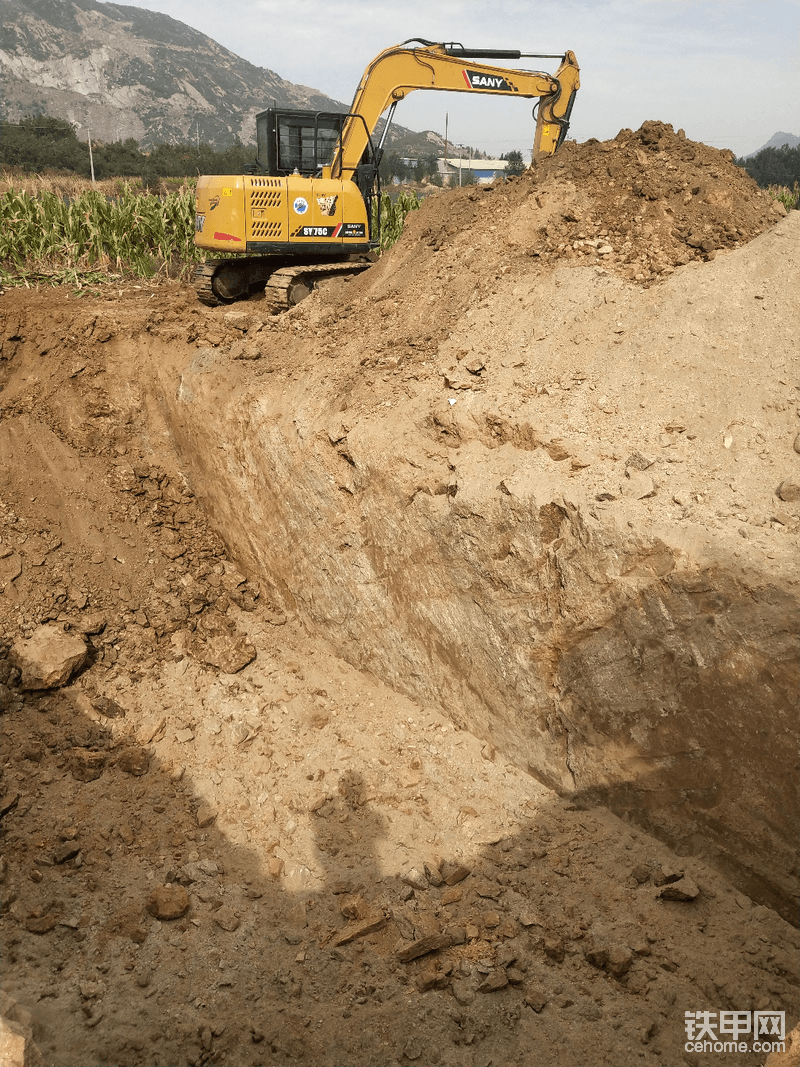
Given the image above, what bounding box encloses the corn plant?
[371,190,421,252]
[767,182,799,211]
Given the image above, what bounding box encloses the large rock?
[10,624,87,690]
[0,992,41,1067]
[188,611,256,673]
[147,885,190,920]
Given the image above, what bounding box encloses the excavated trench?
[2,180,799,1067]
[137,212,799,926]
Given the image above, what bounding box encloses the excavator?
[193,39,579,308]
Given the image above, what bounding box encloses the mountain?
[745,131,800,157]
[0,0,435,153]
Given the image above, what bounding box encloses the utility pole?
[87,128,95,184]
[443,112,448,186]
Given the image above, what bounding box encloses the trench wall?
[153,343,798,923]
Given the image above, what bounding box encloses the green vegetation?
[768,182,799,211]
[0,112,423,289]
[736,143,800,203]
[379,151,442,185]
[2,181,420,290]
[0,182,200,287]
[371,190,421,252]
[0,113,256,180]
[501,150,525,177]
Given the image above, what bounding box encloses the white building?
[442,158,508,184]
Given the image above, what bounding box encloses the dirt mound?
[409,120,782,284]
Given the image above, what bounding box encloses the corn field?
[0,182,200,287]
[0,180,422,290]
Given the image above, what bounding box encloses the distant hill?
[745,132,800,158]
[0,0,444,156]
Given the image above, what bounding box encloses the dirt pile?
[138,132,797,919]
[1,123,799,1066]
[398,119,782,283]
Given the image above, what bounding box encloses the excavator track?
[193,259,372,310]
[193,264,220,307]
[263,262,372,310]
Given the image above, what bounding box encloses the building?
[442,158,508,184]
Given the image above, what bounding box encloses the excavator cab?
[253,108,381,201]
[255,109,347,177]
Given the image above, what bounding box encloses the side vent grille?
[251,220,282,238]
[250,189,283,209]
[248,177,283,188]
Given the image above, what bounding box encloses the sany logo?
[462,69,516,92]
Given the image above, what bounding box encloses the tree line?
[736,143,800,189]
[1,112,529,186]
[379,149,524,186]
[0,115,256,182]
[379,152,443,185]
[2,116,442,184]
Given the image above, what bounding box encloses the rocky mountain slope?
[747,131,800,156]
[0,0,429,152]
[0,0,346,146]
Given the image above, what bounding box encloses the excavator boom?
[332,40,579,177]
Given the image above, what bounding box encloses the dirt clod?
[146,884,190,920]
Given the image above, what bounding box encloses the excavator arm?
[330,39,580,179]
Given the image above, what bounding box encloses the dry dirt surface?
[1,123,799,1067]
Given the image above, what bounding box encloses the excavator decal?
[290,222,367,239]
[316,195,338,216]
[462,70,518,92]
[292,224,342,238]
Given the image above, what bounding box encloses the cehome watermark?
[684,1010,785,1054]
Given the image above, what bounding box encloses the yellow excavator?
[193,38,579,307]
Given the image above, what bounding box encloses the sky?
[107,0,799,159]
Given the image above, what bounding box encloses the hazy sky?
[110,0,798,159]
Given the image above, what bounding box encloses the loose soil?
[1,122,798,1067]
